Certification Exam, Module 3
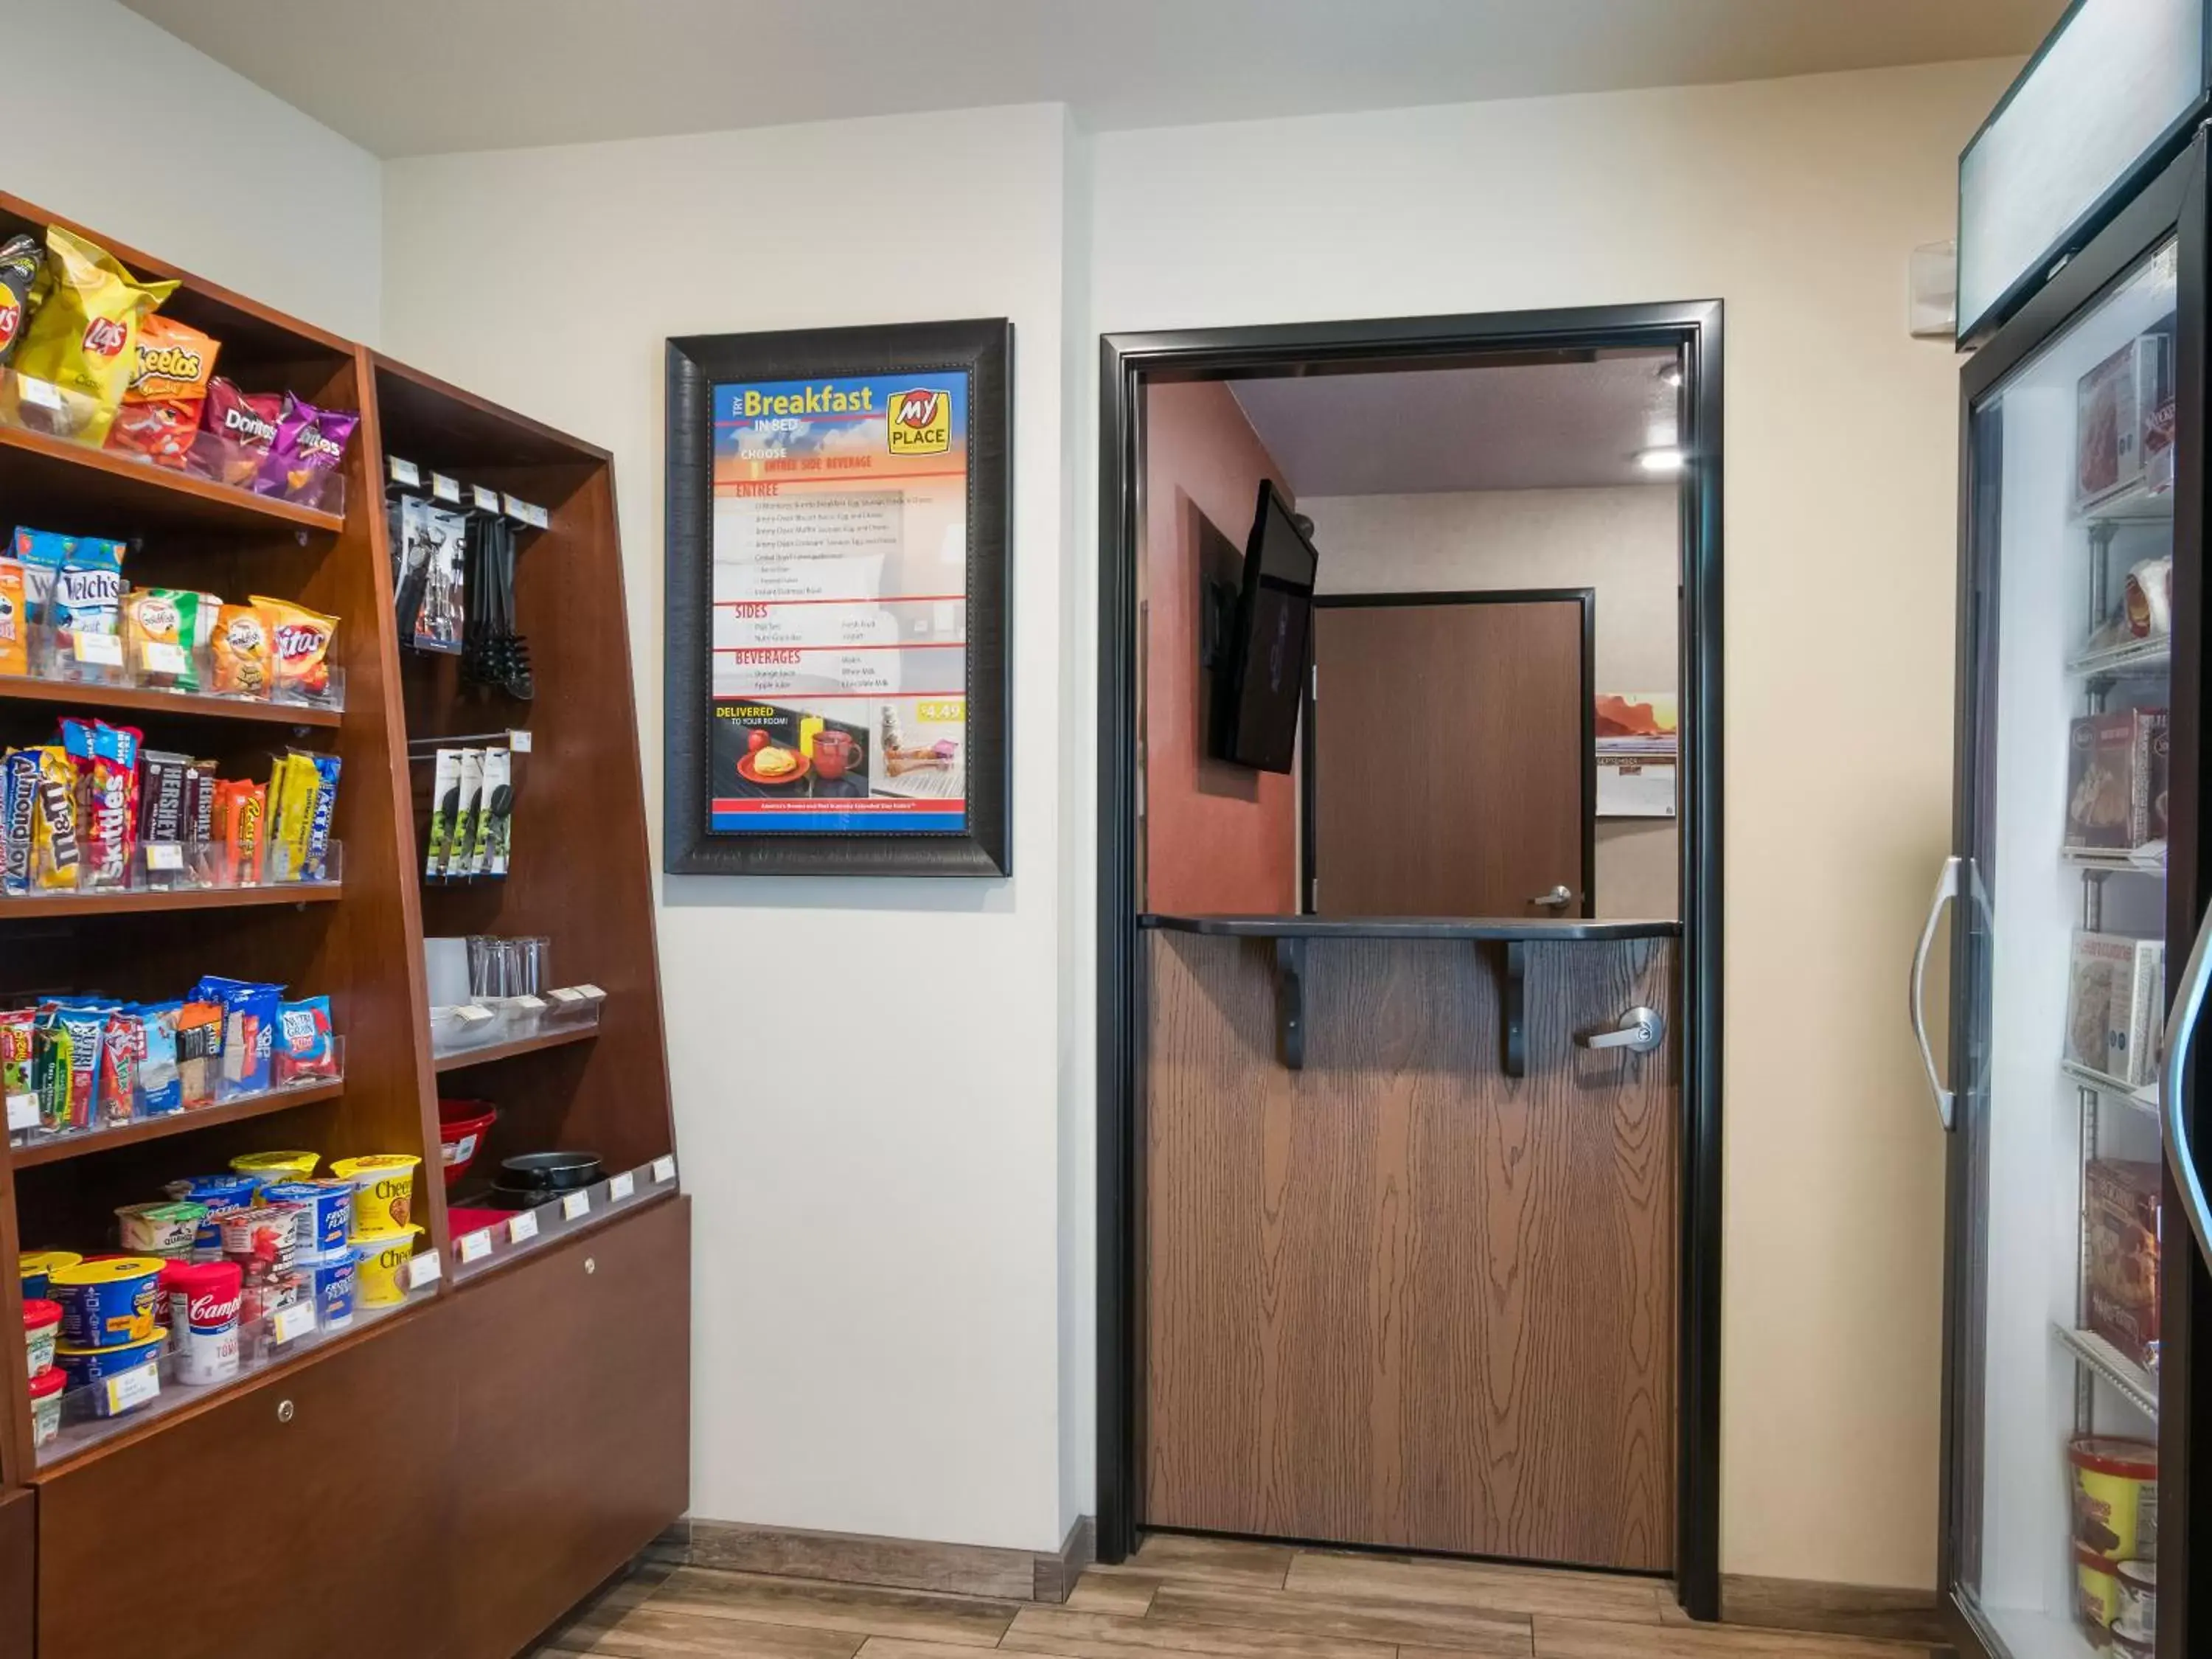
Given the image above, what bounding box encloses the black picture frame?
[663,319,1013,877]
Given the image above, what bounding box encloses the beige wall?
[1090,58,2019,1587]
[1304,486,1680,920]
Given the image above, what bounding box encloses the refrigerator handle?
[1909,856,1961,1132]
[2163,903,2212,1272]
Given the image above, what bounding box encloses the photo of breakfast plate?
[737,747,810,786]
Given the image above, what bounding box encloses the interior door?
[1144,928,1677,1568]
[1309,594,1590,917]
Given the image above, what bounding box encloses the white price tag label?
[507,1211,540,1245]
[608,1171,635,1201]
[457,1229,493,1265]
[560,1192,591,1221]
[145,841,184,872]
[513,995,546,1012]
[407,1252,442,1289]
[577,984,607,1001]
[431,473,462,504]
[549,987,587,1005]
[72,633,123,667]
[507,728,532,754]
[472,484,501,512]
[5,1093,36,1132]
[105,1363,160,1414]
[455,1004,495,1024]
[503,494,549,529]
[19,378,61,411]
[651,1155,677,1184]
[142,641,187,675]
[271,1301,316,1343]
[388,456,421,487]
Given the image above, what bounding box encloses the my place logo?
[887,387,950,456]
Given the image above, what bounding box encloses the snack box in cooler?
[2086,1158,2161,1374]
[2065,931,2165,1087]
[2067,709,2168,851]
[2077,319,2174,511]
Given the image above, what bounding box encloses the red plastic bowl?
[437,1099,498,1189]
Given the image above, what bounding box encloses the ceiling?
[1231,355,1683,496]
[121,0,2060,159]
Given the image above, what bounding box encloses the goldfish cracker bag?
[122,588,198,690]
[210,603,272,697]
[108,314,220,467]
[249,597,338,700]
[3,227,177,445]
[0,560,26,678]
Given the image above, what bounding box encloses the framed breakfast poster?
[664,319,1011,876]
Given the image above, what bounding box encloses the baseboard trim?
[1721,1573,1950,1644]
[659,1515,1096,1604]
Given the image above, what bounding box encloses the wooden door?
[1144,930,1676,1570]
[1310,595,1588,917]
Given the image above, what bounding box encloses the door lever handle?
[1581,1006,1663,1052]
[1532,885,1572,909]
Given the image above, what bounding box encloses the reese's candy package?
[254,394,358,501]
[0,232,43,370]
[218,778,266,886]
[201,378,281,485]
[210,603,272,697]
[123,588,197,689]
[108,313,220,467]
[4,226,177,445]
[0,560,27,678]
[249,597,338,700]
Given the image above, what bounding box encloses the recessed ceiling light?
[1655,363,1683,387]
[1636,447,1685,472]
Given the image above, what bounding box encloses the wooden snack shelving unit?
[0,191,685,1659]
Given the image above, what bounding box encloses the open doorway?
[1095,305,1724,1615]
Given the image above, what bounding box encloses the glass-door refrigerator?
[1930,7,2211,1657]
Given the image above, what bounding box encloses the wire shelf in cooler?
[2053,1324,2159,1421]
[2074,473,2176,526]
[2059,844,2167,875]
[2067,636,2171,682]
[2060,1060,2160,1122]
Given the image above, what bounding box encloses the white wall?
[1086,58,2014,1587]
[3,0,380,344]
[1303,486,1680,920]
[384,104,1080,1552]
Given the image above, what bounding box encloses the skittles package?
[3,227,177,445]
[108,314,220,467]
[0,232,44,370]
[60,718,141,890]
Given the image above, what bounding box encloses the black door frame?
[1096,300,1725,1618]
[1301,588,1598,919]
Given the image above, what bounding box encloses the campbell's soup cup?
[332,1155,421,1234]
[350,1226,425,1308]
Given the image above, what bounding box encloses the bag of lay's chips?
[250,597,338,700]
[2,227,178,445]
[108,313,220,467]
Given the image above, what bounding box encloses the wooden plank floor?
[526,1535,1954,1659]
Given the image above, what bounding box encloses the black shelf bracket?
[1274,936,1307,1070]
[1500,939,1527,1078]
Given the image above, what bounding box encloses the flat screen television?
[1216,479,1318,773]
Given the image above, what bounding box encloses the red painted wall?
[1142,382,1297,915]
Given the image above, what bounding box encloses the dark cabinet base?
[26,1197,689,1659]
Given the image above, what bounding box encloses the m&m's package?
[1,227,177,445]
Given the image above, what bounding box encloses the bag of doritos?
[108,314,220,467]
[1,227,177,445]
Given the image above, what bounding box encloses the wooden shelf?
[0,882,338,920]
[10,1080,345,1169]
[0,672,341,729]
[433,1024,599,1074]
[0,421,344,537]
